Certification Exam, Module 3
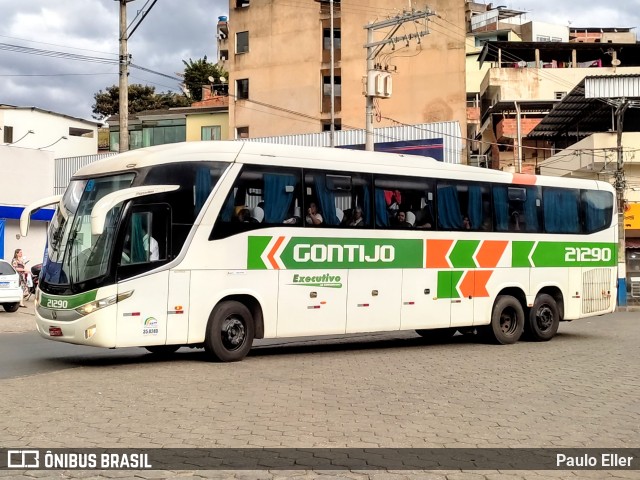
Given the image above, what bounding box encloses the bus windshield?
[42,174,135,290]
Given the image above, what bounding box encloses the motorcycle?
[29,262,42,296]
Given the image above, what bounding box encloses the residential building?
[107,98,229,151]
[0,105,100,157]
[0,145,54,262]
[475,41,640,173]
[221,0,467,143]
[570,27,636,44]
[533,75,640,303]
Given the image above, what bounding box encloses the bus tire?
[416,327,456,342]
[484,295,524,344]
[144,345,180,355]
[205,301,254,362]
[526,294,560,341]
[3,302,20,313]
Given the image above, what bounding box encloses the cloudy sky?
[0,0,638,122]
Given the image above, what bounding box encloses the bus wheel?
[526,294,559,341]
[144,345,180,355]
[205,301,255,362]
[416,327,456,342]
[485,295,524,344]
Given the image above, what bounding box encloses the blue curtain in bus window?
[220,190,236,222]
[363,184,371,225]
[437,186,462,229]
[523,187,539,232]
[374,188,389,227]
[264,174,295,223]
[544,189,579,233]
[194,167,213,216]
[584,191,611,232]
[0,219,4,259]
[131,214,147,263]
[313,176,340,225]
[468,186,482,230]
[493,186,509,231]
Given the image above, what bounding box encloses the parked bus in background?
[20,142,617,361]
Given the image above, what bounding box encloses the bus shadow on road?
[42,329,591,368]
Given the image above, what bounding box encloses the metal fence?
[54,153,116,194]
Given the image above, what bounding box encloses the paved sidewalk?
[0,296,36,334]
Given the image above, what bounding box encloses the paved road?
[0,304,638,479]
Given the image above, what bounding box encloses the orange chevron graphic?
[475,241,508,268]
[267,236,285,270]
[426,239,454,268]
[459,270,493,298]
[512,173,537,185]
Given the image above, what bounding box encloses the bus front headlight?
[75,290,133,316]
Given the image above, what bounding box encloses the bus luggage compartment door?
[346,269,402,333]
[166,270,190,344]
[400,269,451,330]
[277,269,347,336]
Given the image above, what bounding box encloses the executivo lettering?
[293,244,395,263]
[291,273,343,288]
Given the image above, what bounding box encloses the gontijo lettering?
[293,243,395,263]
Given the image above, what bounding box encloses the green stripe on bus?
[247,236,271,269]
[437,271,464,299]
[512,241,616,267]
[39,290,98,310]
[449,240,480,268]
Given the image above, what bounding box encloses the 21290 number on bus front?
[564,247,612,263]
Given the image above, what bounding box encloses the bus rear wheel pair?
[483,294,560,344]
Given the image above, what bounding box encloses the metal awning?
[528,75,640,139]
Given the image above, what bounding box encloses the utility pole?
[117,0,132,153]
[115,0,157,153]
[363,9,434,151]
[329,0,335,147]
[615,99,630,306]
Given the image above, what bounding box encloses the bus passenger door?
[115,206,172,347]
[400,269,451,330]
[346,269,402,333]
[277,269,347,336]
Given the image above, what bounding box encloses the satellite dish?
[612,59,621,66]
[219,76,226,83]
[208,76,215,83]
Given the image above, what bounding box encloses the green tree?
[92,84,190,120]
[182,56,228,101]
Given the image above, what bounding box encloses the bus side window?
[211,166,302,239]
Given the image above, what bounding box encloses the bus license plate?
[49,327,63,336]
[0,282,9,288]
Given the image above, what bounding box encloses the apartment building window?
[202,126,222,141]
[236,0,250,7]
[323,75,341,96]
[555,91,567,100]
[321,120,341,131]
[536,35,550,42]
[3,126,13,143]
[237,126,249,139]
[323,28,341,50]
[236,78,249,99]
[236,31,249,54]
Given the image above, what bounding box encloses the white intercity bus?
[21,141,617,361]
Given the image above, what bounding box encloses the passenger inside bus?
[347,206,365,227]
[306,202,324,225]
